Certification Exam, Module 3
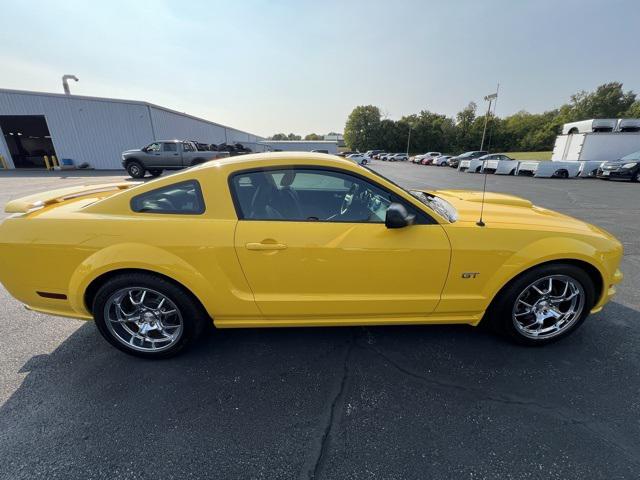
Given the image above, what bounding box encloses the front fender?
[67,243,214,317]
[480,236,611,307]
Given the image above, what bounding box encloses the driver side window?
[231,168,400,223]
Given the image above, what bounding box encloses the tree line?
[269,133,325,141]
[343,82,640,154]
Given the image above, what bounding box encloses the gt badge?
[462,272,480,279]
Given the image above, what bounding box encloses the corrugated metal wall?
[0,89,264,169]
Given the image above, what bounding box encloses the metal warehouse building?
[0,88,265,170]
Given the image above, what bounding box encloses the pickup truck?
[121,140,229,178]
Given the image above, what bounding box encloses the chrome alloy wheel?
[104,287,183,352]
[512,275,585,339]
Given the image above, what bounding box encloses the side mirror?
[385,203,415,229]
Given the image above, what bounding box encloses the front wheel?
[126,161,146,179]
[632,171,639,182]
[93,272,209,358]
[486,264,595,345]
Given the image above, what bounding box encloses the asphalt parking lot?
[0,164,639,479]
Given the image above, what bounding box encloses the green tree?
[455,102,477,151]
[304,133,322,140]
[344,105,382,151]
[287,133,302,140]
[270,133,287,140]
[566,82,636,120]
[378,119,402,152]
[625,101,640,118]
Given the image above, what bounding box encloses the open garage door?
[0,115,58,168]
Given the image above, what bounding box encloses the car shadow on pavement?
[1,302,640,480]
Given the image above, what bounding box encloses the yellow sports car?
[0,153,623,358]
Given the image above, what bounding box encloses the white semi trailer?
[552,118,640,162]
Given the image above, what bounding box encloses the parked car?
[121,140,229,178]
[0,152,623,357]
[364,150,383,159]
[311,149,330,154]
[389,153,408,162]
[416,152,442,165]
[475,154,515,173]
[380,153,392,161]
[432,155,452,166]
[337,151,357,157]
[374,152,388,160]
[448,151,488,168]
[347,153,369,165]
[597,150,640,181]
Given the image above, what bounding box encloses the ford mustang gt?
[0,153,623,358]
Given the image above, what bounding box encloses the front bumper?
[596,168,635,180]
[592,268,624,313]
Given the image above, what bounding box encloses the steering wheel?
[340,184,359,215]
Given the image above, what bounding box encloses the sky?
[1,0,639,137]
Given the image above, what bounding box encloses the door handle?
[246,241,287,251]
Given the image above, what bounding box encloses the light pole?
[480,91,497,151]
[406,124,413,157]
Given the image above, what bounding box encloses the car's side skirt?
[213,312,486,329]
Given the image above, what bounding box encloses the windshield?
[362,165,458,222]
[620,150,640,161]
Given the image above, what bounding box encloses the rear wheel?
[148,169,163,177]
[126,161,146,179]
[486,264,595,345]
[93,272,209,358]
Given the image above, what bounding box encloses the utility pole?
[480,83,499,151]
[406,124,412,156]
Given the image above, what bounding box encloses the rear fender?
[67,243,214,317]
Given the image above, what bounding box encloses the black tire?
[148,169,163,177]
[361,159,368,165]
[126,161,146,179]
[92,272,209,358]
[555,169,569,179]
[632,171,639,182]
[485,263,595,346]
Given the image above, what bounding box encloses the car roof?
[195,151,356,172]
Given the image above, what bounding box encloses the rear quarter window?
[130,180,205,214]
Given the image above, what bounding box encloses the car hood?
[122,149,143,155]
[423,189,599,233]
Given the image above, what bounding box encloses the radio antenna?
[477,83,499,227]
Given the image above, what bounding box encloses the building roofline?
[0,87,263,140]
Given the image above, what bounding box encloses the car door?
[181,142,197,166]
[231,167,451,320]
[144,142,162,165]
[159,142,180,167]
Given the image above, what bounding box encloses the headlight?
[622,162,638,169]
